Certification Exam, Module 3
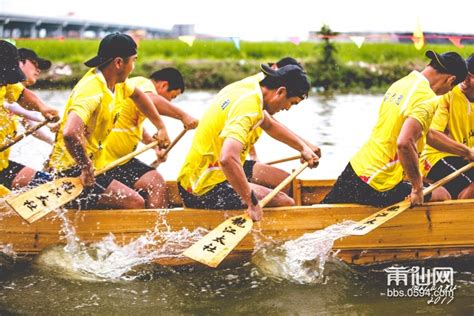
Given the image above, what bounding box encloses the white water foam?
[252,220,356,284]
[36,208,208,281]
[0,243,15,257]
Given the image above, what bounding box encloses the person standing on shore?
[46,33,170,209]
[96,67,198,208]
[322,50,468,207]
[0,40,59,191]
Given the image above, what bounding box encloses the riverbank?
[17,39,474,92]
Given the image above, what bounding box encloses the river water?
[1,90,473,315]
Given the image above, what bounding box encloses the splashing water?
[35,208,208,281]
[0,243,15,257]
[252,220,356,284]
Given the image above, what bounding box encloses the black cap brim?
[0,64,26,85]
[37,57,52,70]
[260,64,278,76]
[425,50,441,65]
[84,55,111,68]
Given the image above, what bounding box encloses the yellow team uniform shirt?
[47,68,134,172]
[95,76,156,168]
[0,83,25,171]
[421,85,474,175]
[350,71,438,191]
[242,72,265,157]
[178,76,264,195]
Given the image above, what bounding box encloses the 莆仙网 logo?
[383,265,456,304]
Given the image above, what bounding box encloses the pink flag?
[289,37,300,45]
[448,37,464,48]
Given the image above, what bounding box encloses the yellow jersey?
[421,85,474,174]
[178,75,264,195]
[0,83,25,171]
[242,72,264,158]
[95,76,156,168]
[47,68,134,171]
[350,71,438,191]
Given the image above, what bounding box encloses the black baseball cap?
[466,54,474,74]
[260,64,310,99]
[269,56,303,69]
[0,40,26,85]
[425,50,468,84]
[18,48,52,70]
[85,32,137,67]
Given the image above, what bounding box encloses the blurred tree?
[315,24,341,92]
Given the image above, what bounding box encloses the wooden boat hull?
[1,192,473,266]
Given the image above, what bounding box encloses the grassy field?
[16,39,474,63]
[14,39,474,91]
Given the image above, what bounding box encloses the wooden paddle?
[347,161,474,236]
[7,129,187,224]
[0,119,50,152]
[183,161,309,268]
[266,155,300,165]
[149,129,187,168]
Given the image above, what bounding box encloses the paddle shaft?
[348,161,474,236]
[258,162,309,207]
[0,119,50,152]
[149,129,187,168]
[95,129,187,176]
[422,161,474,196]
[266,155,300,165]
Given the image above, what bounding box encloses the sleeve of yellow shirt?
[68,85,102,125]
[406,98,437,132]
[137,78,157,94]
[429,94,450,133]
[5,83,25,103]
[124,79,137,98]
[220,96,260,145]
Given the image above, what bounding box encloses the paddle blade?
[346,199,412,236]
[6,177,83,223]
[183,214,253,268]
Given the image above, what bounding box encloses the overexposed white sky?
[1,0,472,40]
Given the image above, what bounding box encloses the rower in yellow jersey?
[322,50,467,207]
[46,33,170,210]
[178,64,319,221]
[5,48,57,145]
[97,68,198,208]
[0,40,59,191]
[421,54,474,199]
[245,57,321,195]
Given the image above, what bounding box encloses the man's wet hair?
[150,67,185,93]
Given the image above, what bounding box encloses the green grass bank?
[16,39,474,93]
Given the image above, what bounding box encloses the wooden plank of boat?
[1,192,473,266]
